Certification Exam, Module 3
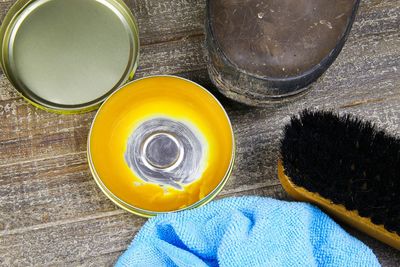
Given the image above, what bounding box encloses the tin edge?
[87,75,236,217]
[0,0,140,114]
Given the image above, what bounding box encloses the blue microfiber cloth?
[116,197,380,267]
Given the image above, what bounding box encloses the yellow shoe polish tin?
[0,0,139,113]
[88,76,235,217]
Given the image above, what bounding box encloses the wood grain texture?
[0,0,400,265]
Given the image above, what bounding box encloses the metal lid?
[0,0,139,113]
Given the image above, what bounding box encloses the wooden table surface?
[0,0,399,266]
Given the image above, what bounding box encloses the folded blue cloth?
[116,197,380,267]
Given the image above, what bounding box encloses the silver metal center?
[141,132,184,170]
[124,118,206,190]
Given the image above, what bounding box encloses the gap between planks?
[140,32,204,47]
[339,92,400,109]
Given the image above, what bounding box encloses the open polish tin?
[0,0,139,113]
[88,76,235,217]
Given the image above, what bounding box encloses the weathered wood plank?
[0,185,285,266]
[2,183,399,266]
[0,0,400,266]
[127,0,206,45]
[0,150,283,231]
[0,211,143,266]
[67,252,123,267]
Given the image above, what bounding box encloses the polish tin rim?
[87,75,236,217]
[0,0,140,114]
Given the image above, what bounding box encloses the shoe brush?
[279,110,400,249]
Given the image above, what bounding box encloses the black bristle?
[281,110,400,234]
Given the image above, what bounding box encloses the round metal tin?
[0,0,139,113]
[87,75,235,217]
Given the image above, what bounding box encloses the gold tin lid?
[0,0,139,113]
[88,76,235,217]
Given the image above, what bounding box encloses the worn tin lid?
[0,0,139,113]
[88,76,235,217]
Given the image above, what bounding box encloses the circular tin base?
[88,76,235,217]
[0,0,139,113]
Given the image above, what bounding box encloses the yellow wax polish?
[88,76,234,214]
